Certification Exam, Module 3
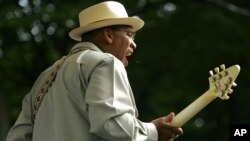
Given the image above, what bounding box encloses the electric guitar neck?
[170,64,241,127]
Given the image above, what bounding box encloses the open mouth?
[122,48,134,67]
[126,48,133,56]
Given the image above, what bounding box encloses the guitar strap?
[32,46,92,121]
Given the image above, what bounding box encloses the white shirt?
[6,42,158,141]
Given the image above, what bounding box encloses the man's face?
[108,26,136,67]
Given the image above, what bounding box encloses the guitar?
[170,64,241,127]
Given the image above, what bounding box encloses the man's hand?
[151,112,183,141]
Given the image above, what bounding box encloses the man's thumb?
[165,112,175,122]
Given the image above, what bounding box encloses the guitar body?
[170,64,241,127]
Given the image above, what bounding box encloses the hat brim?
[69,17,144,41]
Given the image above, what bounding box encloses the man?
[6,1,183,141]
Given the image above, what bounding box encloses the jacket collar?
[71,42,103,53]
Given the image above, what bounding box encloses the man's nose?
[130,40,136,49]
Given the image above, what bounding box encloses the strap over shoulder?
[32,46,92,121]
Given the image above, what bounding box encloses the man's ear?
[102,28,114,44]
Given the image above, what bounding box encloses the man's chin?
[122,57,128,67]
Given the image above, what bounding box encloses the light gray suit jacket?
[6,42,158,141]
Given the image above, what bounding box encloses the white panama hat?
[69,1,144,41]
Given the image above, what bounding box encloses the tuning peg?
[209,70,214,76]
[214,67,220,73]
[227,88,233,94]
[232,82,237,87]
[224,95,230,99]
[220,64,226,71]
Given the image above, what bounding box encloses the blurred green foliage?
[1,0,250,141]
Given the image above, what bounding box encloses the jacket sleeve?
[83,55,158,141]
[5,93,33,141]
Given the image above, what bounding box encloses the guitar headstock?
[208,64,240,100]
